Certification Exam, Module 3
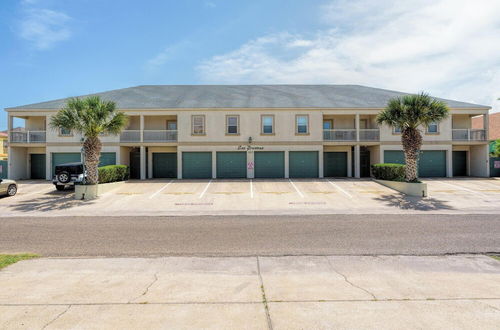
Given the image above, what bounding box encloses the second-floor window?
[226,115,239,134]
[261,115,274,134]
[296,115,309,134]
[192,115,205,135]
[393,126,402,134]
[59,128,72,136]
[323,119,333,130]
[167,121,177,130]
[427,122,439,133]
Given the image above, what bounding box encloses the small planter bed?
[75,165,129,200]
[371,163,427,197]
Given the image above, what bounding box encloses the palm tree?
[376,93,449,182]
[50,96,128,185]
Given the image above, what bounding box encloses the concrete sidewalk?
[0,255,499,329]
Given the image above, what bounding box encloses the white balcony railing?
[323,129,355,141]
[120,130,141,142]
[452,129,486,141]
[143,130,178,142]
[359,129,380,141]
[10,130,46,143]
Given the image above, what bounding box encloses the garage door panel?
[324,152,348,177]
[51,153,81,176]
[153,153,177,178]
[289,151,318,178]
[254,152,284,178]
[383,150,446,177]
[99,152,116,167]
[216,152,247,179]
[182,152,212,179]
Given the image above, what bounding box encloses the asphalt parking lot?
[0,177,499,216]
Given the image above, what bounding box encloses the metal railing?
[10,130,46,143]
[452,129,486,141]
[323,129,356,141]
[359,129,380,141]
[120,130,141,142]
[143,130,178,142]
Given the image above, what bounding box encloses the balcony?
[120,130,178,143]
[323,129,356,141]
[359,129,380,141]
[10,130,46,143]
[452,129,486,141]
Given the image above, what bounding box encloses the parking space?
[2,178,500,216]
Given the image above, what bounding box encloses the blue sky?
[1,0,499,130]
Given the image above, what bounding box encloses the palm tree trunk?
[401,127,422,182]
[83,136,102,185]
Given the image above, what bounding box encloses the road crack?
[325,256,377,300]
[42,304,71,329]
[130,272,158,303]
[256,256,273,330]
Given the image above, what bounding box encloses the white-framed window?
[393,126,402,134]
[192,115,205,135]
[261,115,274,134]
[167,121,177,130]
[427,122,439,133]
[59,128,72,136]
[226,115,239,134]
[296,115,309,134]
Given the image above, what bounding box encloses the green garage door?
[384,150,446,177]
[0,160,8,179]
[323,152,348,177]
[99,152,116,167]
[182,152,212,179]
[254,151,284,178]
[452,151,467,177]
[289,151,318,178]
[153,153,177,178]
[216,152,247,179]
[31,154,46,179]
[52,153,81,176]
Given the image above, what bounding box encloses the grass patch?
[489,255,500,262]
[0,254,39,270]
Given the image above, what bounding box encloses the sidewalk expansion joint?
[256,256,274,330]
[42,304,71,329]
[325,256,378,300]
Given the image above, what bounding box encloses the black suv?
[53,162,86,191]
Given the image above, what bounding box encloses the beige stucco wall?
[452,115,472,129]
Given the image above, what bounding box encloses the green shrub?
[371,163,406,181]
[98,165,129,184]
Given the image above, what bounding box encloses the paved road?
[1,215,499,257]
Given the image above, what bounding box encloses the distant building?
[473,112,500,153]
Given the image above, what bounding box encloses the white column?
[284,150,290,178]
[247,151,254,179]
[318,147,324,178]
[140,146,146,180]
[148,149,153,179]
[446,147,453,178]
[355,114,360,142]
[140,115,144,143]
[354,145,361,178]
[46,149,51,180]
[212,151,217,179]
[177,151,183,179]
[347,148,353,177]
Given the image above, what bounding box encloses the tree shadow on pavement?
[374,194,454,211]
[8,191,95,213]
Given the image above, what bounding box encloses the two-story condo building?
[5,85,491,180]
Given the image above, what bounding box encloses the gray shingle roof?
[6,85,491,110]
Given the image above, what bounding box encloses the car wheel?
[56,185,65,191]
[57,171,71,184]
[7,185,17,196]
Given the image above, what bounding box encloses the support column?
[354,145,361,178]
[177,150,183,179]
[355,114,360,142]
[140,146,146,180]
[212,151,217,179]
[347,148,353,177]
[318,147,324,178]
[247,151,255,179]
[46,149,51,180]
[140,115,144,143]
[284,150,290,178]
[446,147,453,178]
[148,149,153,179]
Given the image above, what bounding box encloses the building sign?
[237,145,264,151]
[495,161,500,169]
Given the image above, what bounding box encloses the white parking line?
[289,179,304,198]
[327,179,353,199]
[432,180,489,197]
[199,180,212,199]
[148,180,173,199]
[250,179,254,198]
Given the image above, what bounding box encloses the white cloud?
[198,0,500,110]
[19,8,72,50]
